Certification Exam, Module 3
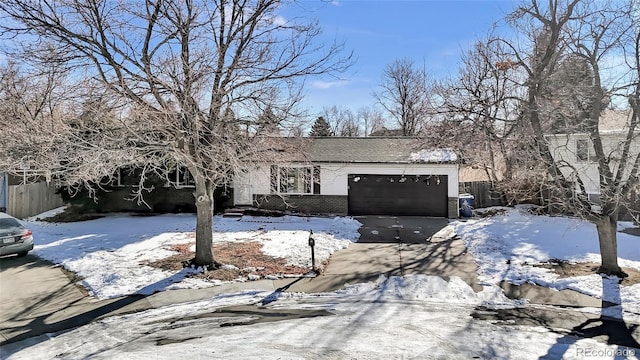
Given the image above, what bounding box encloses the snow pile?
[409,149,457,163]
[25,205,68,221]
[454,206,640,313]
[25,213,362,299]
[23,205,640,314]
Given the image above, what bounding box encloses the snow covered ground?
[454,206,640,317]
[24,209,361,299]
[2,206,639,359]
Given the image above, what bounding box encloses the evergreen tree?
[255,107,281,136]
[309,116,333,136]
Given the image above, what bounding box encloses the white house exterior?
[234,137,460,218]
[545,109,640,202]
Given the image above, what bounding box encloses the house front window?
[167,167,196,188]
[271,165,320,194]
[576,139,597,162]
[112,167,143,187]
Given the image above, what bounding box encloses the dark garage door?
[348,174,448,216]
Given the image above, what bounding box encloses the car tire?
[16,251,28,257]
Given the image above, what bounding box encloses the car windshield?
[0,218,23,230]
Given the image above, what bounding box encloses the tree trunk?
[595,214,626,277]
[194,179,217,267]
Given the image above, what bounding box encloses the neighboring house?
[1,171,65,218]
[234,137,460,218]
[459,166,493,183]
[545,109,640,205]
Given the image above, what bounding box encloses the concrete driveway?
[306,215,484,294]
[354,216,449,243]
[0,254,94,343]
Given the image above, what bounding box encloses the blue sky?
[282,0,519,115]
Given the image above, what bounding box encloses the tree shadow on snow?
[540,275,640,359]
[0,268,195,353]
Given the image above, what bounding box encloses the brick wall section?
[254,195,348,215]
[256,195,458,218]
[448,197,459,218]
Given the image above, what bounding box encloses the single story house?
[234,137,460,218]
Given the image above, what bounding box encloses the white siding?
[250,166,271,194]
[318,163,459,197]
[547,133,640,194]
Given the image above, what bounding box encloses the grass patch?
[142,241,309,282]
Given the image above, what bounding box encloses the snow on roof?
[410,149,458,163]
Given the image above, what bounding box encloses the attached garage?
[348,174,448,216]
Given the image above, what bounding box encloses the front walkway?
[286,236,482,293]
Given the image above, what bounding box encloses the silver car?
[0,213,34,257]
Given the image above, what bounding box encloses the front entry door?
[234,173,253,206]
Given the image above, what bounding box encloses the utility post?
[308,230,316,272]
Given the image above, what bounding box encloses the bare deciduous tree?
[0,0,351,266]
[315,105,387,137]
[434,40,526,186]
[435,0,638,277]
[494,0,639,276]
[319,105,360,136]
[374,58,433,136]
[356,106,387,137]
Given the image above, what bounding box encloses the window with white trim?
[576,139,597,162]
[270,165,320,194]
[167,167,196,188]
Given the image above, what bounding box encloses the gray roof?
[545,109,635,136]
[599,109,634,132]
[262,137,457,164]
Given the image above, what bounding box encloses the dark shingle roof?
[261,137,457,164]
[309,137,420,162]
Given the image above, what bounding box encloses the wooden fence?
[7,182,65,219]
[459,181,506,209]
